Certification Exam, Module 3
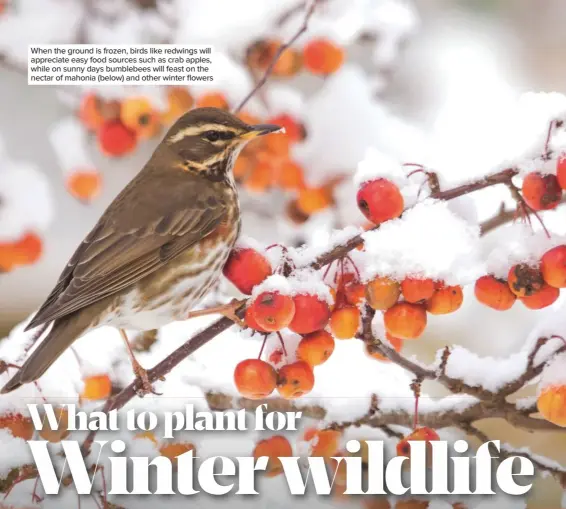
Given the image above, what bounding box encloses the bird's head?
[164,107,282,180]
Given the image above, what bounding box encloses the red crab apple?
[521,172,562,211]
[474,275,516,311]
[288,294,331,334]
[357,178,404,225]
[277,361,315,399]
[541,245,566,288]
[234,359,277,399]
[222,248,272,295]
[97,120,137,157]
[250,291,295,331]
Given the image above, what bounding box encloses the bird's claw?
[133,362,162,397]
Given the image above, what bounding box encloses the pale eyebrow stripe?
[167,124,240,144]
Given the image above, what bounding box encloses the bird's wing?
[26,167,226,330]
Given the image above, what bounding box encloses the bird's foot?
[132,361,162,397]
[187,298,246,327]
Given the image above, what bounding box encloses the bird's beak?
[240,124,284,140]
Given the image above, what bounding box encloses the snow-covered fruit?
[234,359,277,399]
[249,291,295,332]
[541,245,566,288]
[384,302,427,339]
[223,248,272,295]
[366,276,401,310]
[253,436,293,477]
[296,330,335,366]
[426,285,463,315]
[474,275,516,311]
[357,178,404,225]
[521,172,562,211]
[289,294,331,334]
[401,278,435,303]
[537,385,566,427]
[276,361,315,399]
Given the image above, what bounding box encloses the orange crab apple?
[39,407,70,443]
[66,169,102,203]
[366,334,403,362]
[289,294,331,334]
[97,120,137,157]
[366,276,401,310]
[520,283,560,310]
[246,39,302,77]
[223,248,272,295]
[401,277,435,303]
[507,264,544,297]
[81,374,112,401]
[304,428,342,458]
[384,302,427,339]
[161,86,194,124]
[78,93,105,131]
[234,359,277,399]
[474,275,516,311]
[330,306,360,339]
[357,178,404,225]
[541,245,566,288]
[134,431,158,445]
[537,385,566,427]
[522,172,562,211]
[296,186,333,215]
[253,436,293,477]
[303,38,345,75]
[344,282,366,305]
[245,306,268,332]
[296,330,335,366]
[250,291,295,332]
[277,361,315,399]
[0,413,34,440]
[195,92,229,110]
[397,427,440,462]
[244,160,274,193]
[159,442,196,464]
[0,232,43,271]
[276,160,306,191]
[267,113,306,144]
[120,97,160,139]
[426,285,463,315]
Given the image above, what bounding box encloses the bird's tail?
[1,317,87,394]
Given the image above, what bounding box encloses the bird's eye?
[204,131,220,142]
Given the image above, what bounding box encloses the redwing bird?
[1,107,282,395]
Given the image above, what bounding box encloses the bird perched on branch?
[1,107,282,396]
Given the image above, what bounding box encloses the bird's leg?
[186,298,246,327]
[119,329,161,397]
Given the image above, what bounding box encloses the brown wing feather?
[26,154,226,330]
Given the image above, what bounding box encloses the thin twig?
[233,0,319,113]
